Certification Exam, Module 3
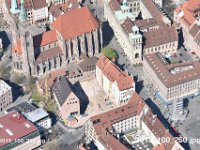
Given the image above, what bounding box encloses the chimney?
[152,114,157,119]
[105,131,108,137]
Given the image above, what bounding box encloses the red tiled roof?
[97,55,134,90]
[98,132,128,150]
[142,0,167,22]
[38,77,55,91]
[6,0,47,10]
[97,56,121,82]
[79,147,88,150]
[0,111,38,147]
[50,69,67,79]
[49,3,63,18]
[122,18,166,34]
[38,68,67,90]
[90,93,145,149]
[143,25,178,49]
[51,6,99,40]
[32,0,48,9]
[175,1,196,27]
[33,30,57,48]
[143,110,175,150]
[91,93,145,133]
[36,46,63,64]
[189,23,200,37]
[187,0,200,12]
[182,7,195,27]
[12,39,23,55]
[144,53,200,87]
[59,0,80,12]
[175,6,181,13]
[116,75,134,91]
[109,0,121,11]
[153,144,165,150]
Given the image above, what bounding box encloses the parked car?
[192,51,196,55]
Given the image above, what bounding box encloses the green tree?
[32,91,43,103]
[102,47,117,60]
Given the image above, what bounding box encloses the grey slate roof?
[53,77,73,107]
[6,101,37,114]
[79,56,98,72]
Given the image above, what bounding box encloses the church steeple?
[10,0,20,14]
[19,0,27,22]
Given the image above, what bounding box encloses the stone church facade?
[11,6,103,76]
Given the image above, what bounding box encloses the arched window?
[135,53,139,58]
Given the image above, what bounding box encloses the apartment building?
[104,0,172,64]
[33,1,48,23]
[143,25,178,55]
[36,68,67,97]
[53,76,80,122]
[48,0,80,22]
[174,0,200,56]
[104,0,142,64]
[143,53,200,103]
[0,111,41,150]
[4,0,48,24]
[78,56,98,78]
[96,55,135,105]
[122,19,178,55]
[6,101,52,131]
[85,93,184,150]
[0,80,12,113]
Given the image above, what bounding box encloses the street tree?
[102,47,117,60]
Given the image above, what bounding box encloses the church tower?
[10,0,20,14]
[19,0,27,22]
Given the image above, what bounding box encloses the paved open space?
[71,78,116,127]
[42,122,84,150]
[177,97,200,150]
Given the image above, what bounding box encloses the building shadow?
[0,31,11,50]
[145,98,191,150]
[48,111,57,126]
[183,98,189,108]
[3,79,23,102]
[86,141,98,150]
[33,34,42,58]
[178,28,184,49]
[102,21,114,47]
[116,61,125,70]
[135,76,143,93]
[73,81,89,114]
[146,98,171,128]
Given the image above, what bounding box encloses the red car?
[192,51,196,55]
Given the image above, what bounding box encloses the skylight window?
[6,129,14,136]
[25,123,31,128]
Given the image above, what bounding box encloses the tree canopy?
[102,47,117,60]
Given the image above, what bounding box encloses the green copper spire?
[10,0,20,14]
[19,0,27,22]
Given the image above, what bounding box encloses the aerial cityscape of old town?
[0,0,200,150]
